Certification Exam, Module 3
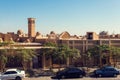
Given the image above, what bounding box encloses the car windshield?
[17,69,21,73]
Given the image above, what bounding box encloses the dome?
[17,29,23,35]
[36,32,41,36]
[50,31,55,34]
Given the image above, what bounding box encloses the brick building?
[0,18,120,68]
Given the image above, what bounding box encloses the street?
[23,76,120,80]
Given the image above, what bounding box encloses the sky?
[0,0,120,36]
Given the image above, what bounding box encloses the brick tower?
[28,18,36,37]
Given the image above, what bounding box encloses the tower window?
[28,21,31,24]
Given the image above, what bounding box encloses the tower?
[28,18,36,37]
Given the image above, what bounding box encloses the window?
[88,33,93,39]
[4,71,17,74]
[4,72,11,74]
[28,21,31,24]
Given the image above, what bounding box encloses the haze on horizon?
[0,0,120,36]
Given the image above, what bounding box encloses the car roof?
[103,66,114,68]
[6,68,18,71]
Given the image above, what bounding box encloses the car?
[0,68,25,80]
[51,67,86,79]
[93,66,120,77]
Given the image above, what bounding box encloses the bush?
[26,69,35,77]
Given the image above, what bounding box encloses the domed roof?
[50,31,55,34]
[17,29,23,35]
[36,32,41,36]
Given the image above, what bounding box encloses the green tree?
[65,48,80,67]
[16,48,36,70]
[53,44,80,67]
[40,42,57,69]
[0,49,7,72]
[87,45,120,67]
[0,41,13,71]
[87,45,111,67]
[39,42,80,69]
[110,47,120,67]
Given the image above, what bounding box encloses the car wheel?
[61,75,65,79]
[113,74,117,77]
[98,74,102,77]
[15,76,22,80]
[79,74,83,78]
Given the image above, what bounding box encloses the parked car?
[51,67,86,79]
[93,66,120,77]
[0,68,25,80]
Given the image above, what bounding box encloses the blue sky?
[0,0,120,35]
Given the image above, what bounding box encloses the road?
[23,76,120,80]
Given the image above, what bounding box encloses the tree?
[65,48,80,67]
[39,42,80,69]
[0,49,7,72]
[53,44,80,67]
[0,41,13,71]
[16,48,36,70]
[0,41,37,70]
[110,47,120,67]
[87,45,120,67]
[87,45,111,67]
[40,42,57,69]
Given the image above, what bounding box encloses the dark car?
[51,67,86,79]
[93,66,120,77]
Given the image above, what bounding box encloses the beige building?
[1,18,120,68]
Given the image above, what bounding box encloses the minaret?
[28,18,36,37]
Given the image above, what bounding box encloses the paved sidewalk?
[23,77,51,80]
[23,76,120,80]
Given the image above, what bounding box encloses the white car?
[0,68,25,80]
